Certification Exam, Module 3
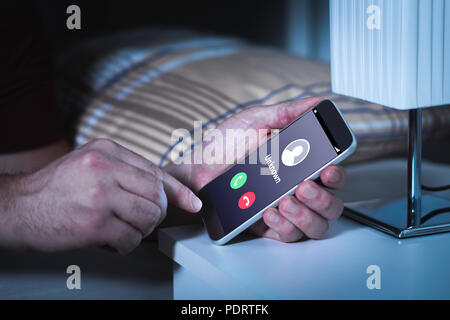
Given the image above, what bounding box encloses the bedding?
[55,29,450,166]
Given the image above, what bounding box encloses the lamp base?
[344,194,450,238]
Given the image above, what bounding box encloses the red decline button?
[238,192,256,210]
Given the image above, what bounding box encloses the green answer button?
[230,172,247,189]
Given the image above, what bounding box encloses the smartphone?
[198,99,357,245]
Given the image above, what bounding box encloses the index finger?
[113,160,202,214]
[90,139,203,213]
[158,168,203,213]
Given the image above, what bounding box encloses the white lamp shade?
[330,0,450,110]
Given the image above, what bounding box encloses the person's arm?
[0,138,202,253]
[0,6,201,253]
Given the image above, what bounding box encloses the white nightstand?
[159,159,450,299]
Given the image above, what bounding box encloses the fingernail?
[191,194,203,212]
[285,198,300,215]
[268,212,281,224]
[329,170,341,184]
[300,183,318,200]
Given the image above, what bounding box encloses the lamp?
[330,0,450,237]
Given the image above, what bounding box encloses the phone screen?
[199,100,352,238]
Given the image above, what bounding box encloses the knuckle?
[320,194,334,213]
[88,138,117,152]
[298,210,313,230]
[79,150,107,169]
[85,183,107,207]
[83,212,107,237]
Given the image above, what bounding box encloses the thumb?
[253,96,323,130]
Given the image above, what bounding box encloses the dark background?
[36,0,289,53]
[34,0,331,61]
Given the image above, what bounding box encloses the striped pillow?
[56,30,450,167]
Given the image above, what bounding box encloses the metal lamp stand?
[344,109,450,238]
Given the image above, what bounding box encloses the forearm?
[0,174,29,250]
[0,139,72,250]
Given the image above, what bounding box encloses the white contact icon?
[281,139,310,167]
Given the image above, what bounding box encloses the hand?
[167,96,346,242]
[0,139,202,254]
[249,166,345,242]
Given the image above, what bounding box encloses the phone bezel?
[199,99,358,245]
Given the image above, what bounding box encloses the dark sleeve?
[0,4,64,153]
